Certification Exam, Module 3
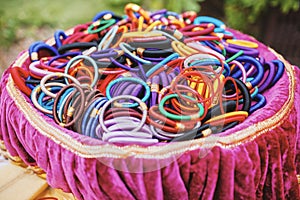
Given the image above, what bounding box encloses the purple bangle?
[111,81,132,96]
[159,70,169,87]
[258,61,276,93]
[150,75,160,106]
[225,44,259,57]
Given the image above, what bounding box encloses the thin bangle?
[99,95,148,133]
[64,55,99,88]
[87,18,116,34]
[146,53,179,77]
[159,94,205,121]
[98,25,119,50]
[40,72,80,98]
[119,42,151,65]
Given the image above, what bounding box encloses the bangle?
[64,55,99,88]
[204,111,248,125]
[249,93,266,114]
[193,16,226,33]
[87,18,116,34]
[119,42,152,65]
[258,61,276,93]
[81,97,107,136]
[146,53,179,77]
[98,25,119,50]
[270,60,284,87]
[235,55,264,89]
[99,95,148,133]
[53,84,86,128]
[106,77,150,108]
[159,94,205,121]
[10,67,32,96]
[226,39,258,49]
[125,3,151,23]
[40,72,81,98]
[54,30,68,48]
[29,42,58,61]
[31,82,63,115]
[180,23,215,37]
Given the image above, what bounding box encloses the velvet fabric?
[0,29,299,200]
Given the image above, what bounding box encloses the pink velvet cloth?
[0,30,299,200]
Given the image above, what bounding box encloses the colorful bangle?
[106,77,150,108]
[159,94,205,121]
[99,95,148,133]
[64,55,99,88]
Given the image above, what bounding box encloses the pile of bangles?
[10,3,284,145]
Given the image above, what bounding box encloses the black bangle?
[57,42,98,54]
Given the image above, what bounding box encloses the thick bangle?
[57,42,97,54]
[270,60,284,86]
[258,61,276,93]
[54,30,68,48]
[204,111,248,125]
[249,93,266,114]
[106,77,150,108]
[235,55,264,89]
[29,42,58,61]
[99,95,148,133]
[10,67,32,96]
[159,94,205,121]
[64,55,99,88]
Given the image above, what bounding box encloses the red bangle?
[10,67,31,96]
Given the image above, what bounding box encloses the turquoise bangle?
[146,53,179,77]
[64,55,99,88]
[193,16,226,33]
[106,77,151,108]
[57,88,74,122]
[87,18,116,34]
[158,94,205,121]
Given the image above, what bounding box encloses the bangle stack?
[11,3,285,145]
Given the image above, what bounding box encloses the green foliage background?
[0,0,299,47]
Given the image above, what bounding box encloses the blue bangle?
[146,53,179,77]
[92,11,115,21]
[38,86,61,110]
[57,88,74,122]
[270,60,284,86]
[106,77,150,108]
[249,93,266,114]
[30,43,59,61]
[85,98,108,137]
[81,97,107,135]
[54,30,68,48]
[193,16,226,32]
[236,55,264,88]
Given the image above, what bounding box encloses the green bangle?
[87,19,116,34]
[158,94,205,121]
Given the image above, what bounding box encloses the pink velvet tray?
[0,28,299,199]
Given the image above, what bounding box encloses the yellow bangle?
[204,111,248,124]
[226,39,258,49]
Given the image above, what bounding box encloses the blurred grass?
[0,0,130,47]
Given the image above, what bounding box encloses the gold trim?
[5,47,296,159]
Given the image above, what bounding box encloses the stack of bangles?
[10,3,284,145]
